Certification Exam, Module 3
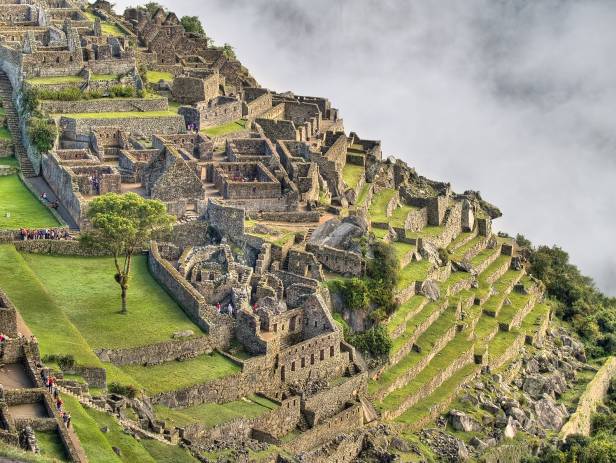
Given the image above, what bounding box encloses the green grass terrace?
[202,119,249,137]
[57,110,179,119]
[0,175,60,229]
[154,395,278,429]
[368,188,396,223]
[342,163,364,190]
[146,70,174,83]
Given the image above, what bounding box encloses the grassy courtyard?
[146,71,174,83]
[154,395,278,429]
[0,175,60,229]
[118,352,240,394]
[20,253,200,349]
[202,119,248,137]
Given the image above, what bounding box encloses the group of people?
[39,192,60,210]
[19,228,72,240]
[41,372,71,429]
[88,175,102,195]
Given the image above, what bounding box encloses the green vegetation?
[342,163,364,190]
[356,183,371,206]
[27,75,84,85]
[27,117,57,153]
[81,192,173,314]
[36,430,68,461]
[180,16,205,35]
[0,126,11,140]
[202,119,248,137]
[119,352,240,394]
[0,442,58,463]
[518,234,616,358]
[397,259,432,291]
[36,86,146,102]
[348,325,392,358]
[146,70,174,83]
[387,295,425,336]
[22,252,196,349]
[0,156,18,167]
[526,379,616,463]
[0,176,60,229]
[154,395,277,429]
[369,188,396,223]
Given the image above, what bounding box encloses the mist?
[116,0,616,295]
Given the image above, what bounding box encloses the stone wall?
[95,335,217,366]
[283,404,364,454]
[0,289,18,337]
[60,114,186,139]
[255,118,297,142]
[303,373,367,426]
[305,243,365,277]
[13,239,110,256]
[39,97,168,114]
[560,356,616,439]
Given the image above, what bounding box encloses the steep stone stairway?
[0,71,36,177]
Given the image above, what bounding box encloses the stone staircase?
[57,385,174,445]
[0,71,36,177]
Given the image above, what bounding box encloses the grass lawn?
[391,241,414,263]
[60,111,178,119]
[21,253,200,349]
[118,352,241,394]
[0,442,58,463]
[368,188,396,223]
[146,71,174,83]
[101,22,126,36]
[27,76,84,85]
[36,430,69,462]
[90,74,119,82]
[0,156,18,167]
[140,440,199,463]
[396,259,432,292]
[0,126,11,140]
[356,183,371,206]
[342,163,364,190]
[387,295,425,336]
[202,119,248,137]
[0,175,60,229]
[154,395,277,429]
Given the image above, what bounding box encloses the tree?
[81,193,173,314]
[222,43,236,60]
[143,2,162,16]
[28,117,57,153]
[181,15,204,34]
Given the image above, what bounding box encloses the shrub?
[42,354,75,371]
[438,247,449,265]
[181,15,204,34]
[348,325,392,358]
[332,278,369,311]
[108,382,138,398]
[28,117,57,153]
[109,85,135,98]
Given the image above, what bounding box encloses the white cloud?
[116,0,616,294]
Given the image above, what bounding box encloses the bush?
[331,278,369,311]
[108,382,138,398]
[109,85,135,98]
[348,325,392,358]
[181,15,204,34]
[42,354,75,371]
[28,117,57,153]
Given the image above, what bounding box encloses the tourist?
[66,412,71,429]
[62,412,68,427]
[53,385,59,400]
[46,376,53,393]
[55,397,63,411]
[227,303,233,317]
[216,302,221,313]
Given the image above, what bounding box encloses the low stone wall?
[303,373,367,426]
[374,323,457,401]
[485,256,511,286]
[560,356,616,439]
[13,239,110,256]
[60,114,185,139]
[73,366,106,389]
[389,299,449,366]
[252,211,321,223]
[488,332,526,370]
[473,246,502,275]
[388,298,428,341]
[39,97,168,114]
[95,336,215,366]
[148,242,209,332]
[284,403,364,454]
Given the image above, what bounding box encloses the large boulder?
[449,410,480,432]
[309,216,367,253]
[534,396,568,430]
[419,279,440,301]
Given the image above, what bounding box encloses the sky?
[116,0,616,295]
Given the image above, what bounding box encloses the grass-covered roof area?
[146,70,174,83]
[59,110,178,119]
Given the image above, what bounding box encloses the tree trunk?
[120,284,127,314]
